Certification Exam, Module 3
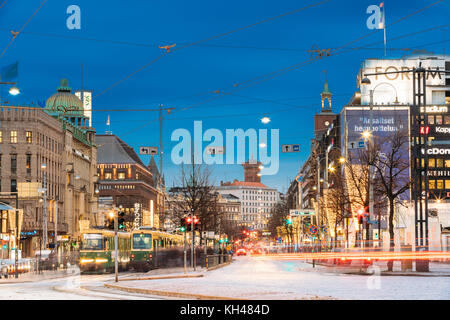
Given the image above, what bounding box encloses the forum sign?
[358,58,446,106]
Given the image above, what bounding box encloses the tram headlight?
[80,258,94,264]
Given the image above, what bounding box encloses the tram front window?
[133,234,152,249]
[82,234,103,250]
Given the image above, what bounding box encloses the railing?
[205,254,233,269]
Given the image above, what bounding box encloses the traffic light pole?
[114,214,118,282]
[191,212,195,271]
[184,228,187,274]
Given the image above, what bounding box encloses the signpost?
[205,146,224,155]
[348,140,366,149]
[289,209,315,216]
[309,225,318,235]
[282,144,301,153]
[139,146,158,155]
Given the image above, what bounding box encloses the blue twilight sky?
[0,0,449,193]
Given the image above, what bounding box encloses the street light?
[261,116,271,124]
[8,86,20,96]
[41,163,48,249]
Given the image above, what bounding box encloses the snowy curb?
[0,271,70,284]
[118,274,204,281]
[206,261,232,271]
[104,283,246,300]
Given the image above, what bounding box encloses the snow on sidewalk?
[110,257,450,300]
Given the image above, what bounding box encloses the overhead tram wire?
[0,28,419,53]
[159,0,447,124]
[0,0,8,10]
[0,0,48,59]
[93,0,330,99]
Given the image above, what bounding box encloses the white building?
[216,160,280,231]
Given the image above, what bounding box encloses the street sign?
[139,146,158,155]
[309,224,318,235]
[282,144,301,153]
[348,140,366,149]
[205,146,224,155]
[322,226,328,233]
[289,209,315,216]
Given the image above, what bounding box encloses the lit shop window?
[10,131,17,143]
[429,180,435,189]
[446,180,450,189]
[26,131,32,144]
[118,172,126,180]
[445,160,450,168]
[105,172,112,180]
[436,180,444,190]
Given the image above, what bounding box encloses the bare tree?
[167,162,220,243]
[371,129,411,271]
[268,198,298,250]
[324,167,350,248]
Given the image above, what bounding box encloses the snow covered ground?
[115,256,450,300]
[0,257,448,299]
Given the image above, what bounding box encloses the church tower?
[320,78,332,112]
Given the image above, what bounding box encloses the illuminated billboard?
[341,106,411,229]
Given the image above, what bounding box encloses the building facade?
[217,160,280,231]
[0,78,98,257]
[96,134,160,230]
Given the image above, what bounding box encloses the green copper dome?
[45,79,83,115]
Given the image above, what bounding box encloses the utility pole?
[55,197,58,268]
[184,223,187,274]
[15,192,19,278]
[368,89,374,248]
[114,210,118,282]
[191,210,195,271]
[42,164,48,249]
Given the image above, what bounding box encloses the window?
[0,131,2,143]
[105,172,112,180]
[445,115,450,125]
[26,155,31,175]
[10,131,17,143]
[446,180,450,190]
[437,180,444,190]
[118,172,125,180]
[11,155,17,174]
[10,179,17,193]
[428,116,435,125]
[445,160,450,168]
[26,131,32,144]
[435,115,443,125]
[429,180,435,189]
[437,158,444,168]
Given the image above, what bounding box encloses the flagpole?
[383,3,386,56]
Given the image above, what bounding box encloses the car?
[236,248,247,256]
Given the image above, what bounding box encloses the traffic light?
[118,211,125,230]
[286,215,293,225]
[193,216,200,230]
[185,216,192,231]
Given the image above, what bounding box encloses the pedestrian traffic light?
[118,211,125,230]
